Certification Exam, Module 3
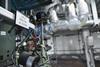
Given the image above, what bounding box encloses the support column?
[82,29,95,67]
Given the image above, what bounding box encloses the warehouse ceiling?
[10,0,100,17]
[11,0,53,10]
[0,0,100,18]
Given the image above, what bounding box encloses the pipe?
[49,3,90,32]
[68,3,77,19]
[78,0,89,24]
[5,0,9,10]
[78,0,89,15]
[49,9,59,23]
[48,1,97,32]
[90,0,99,25]
[51,20,69,32]
[68,2,81,30]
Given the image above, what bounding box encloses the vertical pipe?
[41,22,51,67]
[68,2,77,19]
[53,36,58,66]
[5,0,8,10]
[49,8,59,23]
[78,0,89,25]
[90,0,99,24]
[82,30,95,67]
[82,30,91,67]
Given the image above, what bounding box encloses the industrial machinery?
[0,0,100,67]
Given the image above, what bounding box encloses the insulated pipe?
[78,0,89,15]
[68,3,77,19]
[51,20,69,32]
[68,2,81,30]
[49,9,59,23]
[48,2,93,32]
[78,0,89,24]
[49,5,80,31]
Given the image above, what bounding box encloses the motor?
[18,51,40,67]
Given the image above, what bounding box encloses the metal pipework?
[78,0,89,25]
[49,8,59,23]
[82,30,95,67]
[49,4,81,31]
[0,6,36,67]
[48,0,97,33]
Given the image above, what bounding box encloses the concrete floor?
[51,59,85,67]
[50,56,100,67]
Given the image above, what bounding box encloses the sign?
[0,6,14,20]
[0,31,6,35]
[28,22,35,29]
[16,11,29,29]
